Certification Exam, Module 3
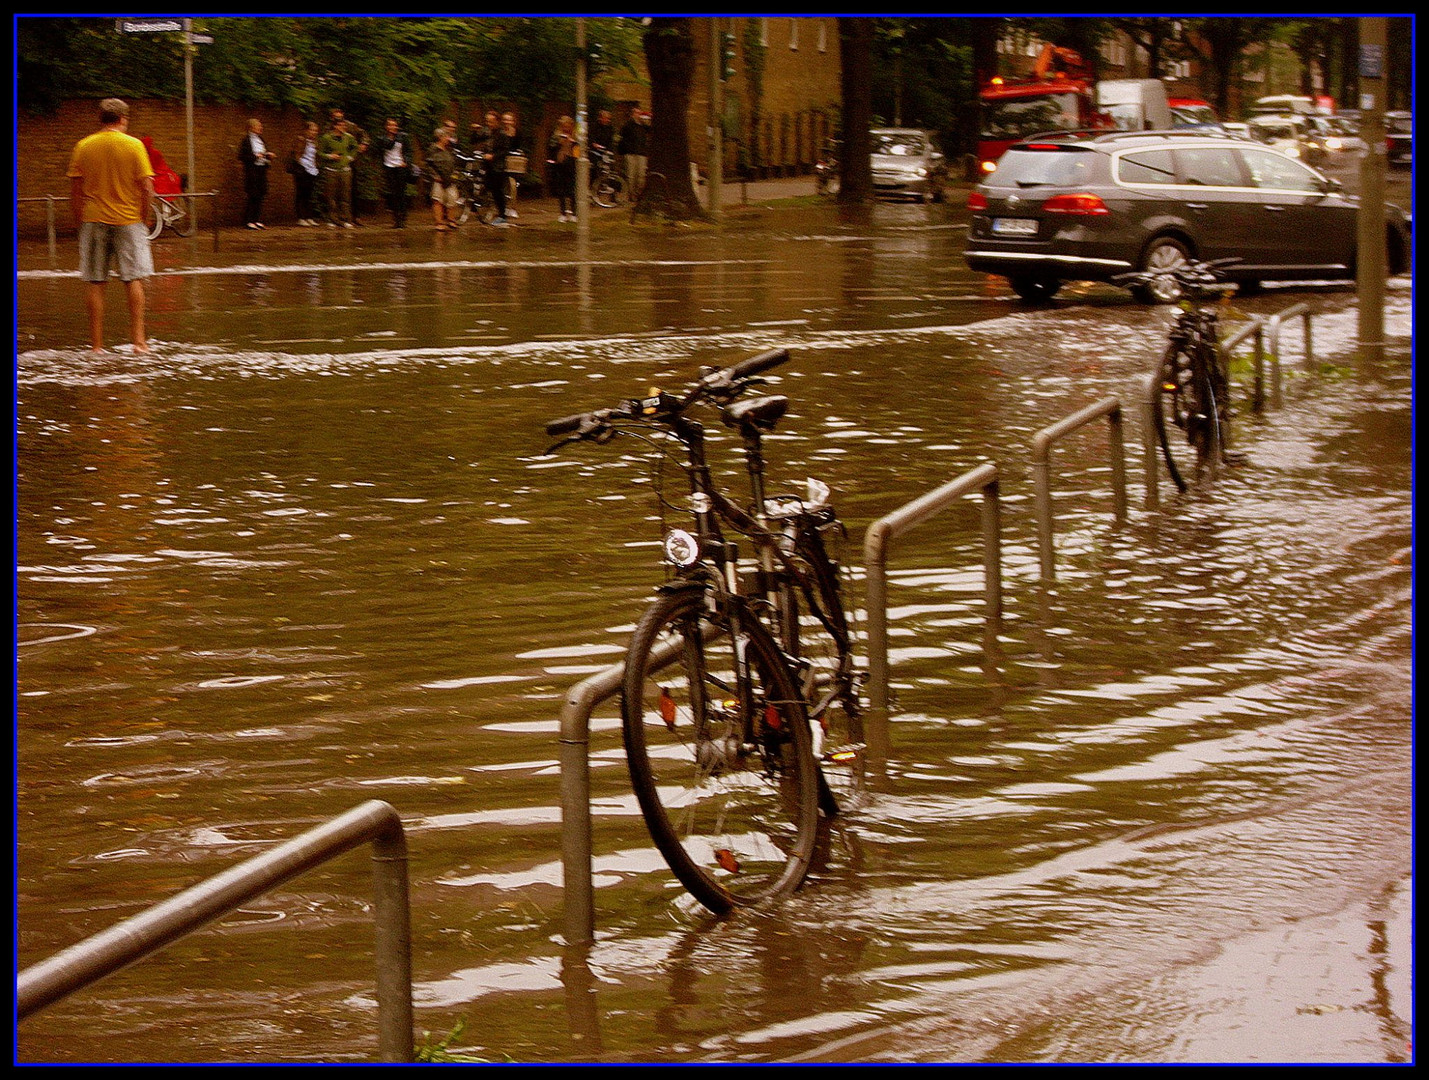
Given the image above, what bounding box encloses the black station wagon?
[964,130,1411,303]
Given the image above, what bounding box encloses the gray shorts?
[78,222,154,284]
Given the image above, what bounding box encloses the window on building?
[790,18,798,51]
[817,19,826,53]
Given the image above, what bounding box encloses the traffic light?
[720,31,736,80]
[585,40,606,76]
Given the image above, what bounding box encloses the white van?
[1096,79,1171,131]
[1250,95,1316,117]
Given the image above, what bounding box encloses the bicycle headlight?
[663,528,700,567]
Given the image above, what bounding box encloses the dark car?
[1385,111,1412,167]
[964,130,1411,303]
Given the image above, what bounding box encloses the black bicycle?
[589,147,624,208]
[1115,258,1242,491]
[544,348,865,913]
[451,150,489,225]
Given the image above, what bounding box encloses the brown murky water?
[15,204,1412,1063]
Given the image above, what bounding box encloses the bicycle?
[450,150,489,226]
[145,194,196,240]
[589,148,624,208]
[543,348,866,913]
[1114,257,1242,491]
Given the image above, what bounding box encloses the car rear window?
[988,147,1098,188]
[1117,149,1178,185]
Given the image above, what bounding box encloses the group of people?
[238,104,653,231]
[64,95,655,353]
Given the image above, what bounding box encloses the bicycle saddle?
[722,395,788,432]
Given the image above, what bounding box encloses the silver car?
[870,128,948,202]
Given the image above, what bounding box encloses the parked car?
[1247,114,1328,167]
[963,129,1411,303]
[1385,111,1412,167]
[1318,116,1368,158]
[869,128,948,202]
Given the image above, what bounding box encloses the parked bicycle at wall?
[1114,257,1245,491]
[451,149,489,225]
[145,194,196,240]
[814,140,839,197]
[589,147,624,208]
[543,348,866,914]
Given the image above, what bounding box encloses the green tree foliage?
[17,15,643,128]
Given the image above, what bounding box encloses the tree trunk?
[837,17,874,205]
[636,17,707,221]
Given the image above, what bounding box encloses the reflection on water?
[15,212,1411,1063]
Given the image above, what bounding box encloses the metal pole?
[1030,397,1126,583]
[1356,17,1387,364]
[184,19,197,231]
[1141,374,1160,511]
[576,18,590,234]
[708,18,723,220]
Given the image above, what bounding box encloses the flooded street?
[15,202,1412,1064]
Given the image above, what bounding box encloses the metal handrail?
[19,191,222,251]
[862,462,1002,765]
[1031,397,1127,582]
[17,800,413,1063]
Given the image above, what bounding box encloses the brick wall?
[19,98,337,236]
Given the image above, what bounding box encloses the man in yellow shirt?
[68,98,155,353]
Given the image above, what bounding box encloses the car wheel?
[1008,274,1061,303]
[1134,237,1193,304]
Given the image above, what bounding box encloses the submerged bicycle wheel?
[622,588,818,913]
[1153,342,1216,491]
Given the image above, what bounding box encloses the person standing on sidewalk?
[481,109,512,226]
[376,117,416,229]
[289,120,322,226]
[67,97,155,354]
[617,107,650,202]
[318,116,360,227]
[237,117,275,229]
[547,115,579,222]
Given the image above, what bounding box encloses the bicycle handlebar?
[1112,257,1241,289]
[542,349,789,445]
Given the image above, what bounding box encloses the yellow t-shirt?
[67,129,155,226]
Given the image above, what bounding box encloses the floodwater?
[15,205,1413,1064]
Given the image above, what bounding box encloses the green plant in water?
[415,1018,492,1063]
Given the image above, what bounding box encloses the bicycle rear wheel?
[777,523,866,816]
[622,588,818,913]
[166,198,196,238]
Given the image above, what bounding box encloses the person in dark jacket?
[375,118,416,228]
[617,107,650,200]
[480,109,512,225]
[237,118,276,228]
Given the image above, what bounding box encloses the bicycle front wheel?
[622,588,819,913]
[1153,341,1211,492]
[592,174,621,208]
[144,200,165,240]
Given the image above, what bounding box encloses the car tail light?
[968,191,988,211]
[1042,192,1110,215]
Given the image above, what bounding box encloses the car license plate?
[992,217,1039,237]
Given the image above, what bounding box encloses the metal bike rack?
[20,192,224,254]
[1031,397,1127,583]
[1221,317,1271,411]
[559,622,721,947]
[1268,302,1315,377]
[862,462,1002,765]
[18,799,414,1063]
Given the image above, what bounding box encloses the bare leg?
[86,282,106,352]
[125,279,149,354]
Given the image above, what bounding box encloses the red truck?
[976,45,1112,176]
